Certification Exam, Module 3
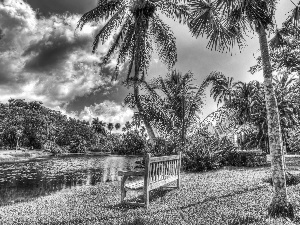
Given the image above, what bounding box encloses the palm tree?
[231,81,260,124]
[206,72,235,106]
[115,122,121,131]
[125,121,132,131]
[121,126,126,133]
[107,122,114,134]
[188,1,299,219]
[77,0,188,144]
[125,70,210,145]
[92,118,107,136]
[250,18,300,76]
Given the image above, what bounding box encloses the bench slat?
[125,175,178,191]
[118,170,144,176]
[149,176,178,190]
[125,180,144,190]
[149,155,180,163]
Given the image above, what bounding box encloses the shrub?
[43,140,66,155]
[182,134,235,172]
[286,127,300,154]
[114,131,146,155]
[149,137,181,157]
[223,150,267,167]
[263,172,300,186]
[67,135,87,153]
[183,146,224,171]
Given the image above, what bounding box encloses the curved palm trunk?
[133,82,156,144]
[257,26,294,219]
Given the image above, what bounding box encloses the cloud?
[26,0,98,16]
[78,100,134,126]
[0,0,117,109]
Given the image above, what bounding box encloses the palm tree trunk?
[133,81,156,145]
[257,26,294,219]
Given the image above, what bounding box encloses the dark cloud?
[0,28,3,40]
[67,84,130,112]
[26,0,97,16]
[23,32,92,72]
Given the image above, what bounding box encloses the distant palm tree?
[124,121,131,131]
[77,0,189,144]
[121,126,126,133]
[92,118,106,136]
[107,123,114,135]
[115,123,121,131]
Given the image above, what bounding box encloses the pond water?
[0,155,141,206]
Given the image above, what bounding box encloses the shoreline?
[0,150,142,164]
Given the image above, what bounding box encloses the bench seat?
[125,175,178,190]
[125,180,144,190]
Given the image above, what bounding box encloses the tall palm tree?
[77,0,188,144]
[188,1,299,219]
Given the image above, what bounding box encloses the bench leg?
[120,176,127,203]
[177,178,180,189]
[144,189,149,209]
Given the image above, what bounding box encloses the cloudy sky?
[0,0,295,128]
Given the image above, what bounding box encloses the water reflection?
[0,156,140,206]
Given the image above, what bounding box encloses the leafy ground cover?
[0,160,299,225]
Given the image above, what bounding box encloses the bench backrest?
[144,152,181,191]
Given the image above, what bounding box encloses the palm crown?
[188,0,275,52]
[77,0,188,81]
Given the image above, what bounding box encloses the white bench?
[118,152,181,208]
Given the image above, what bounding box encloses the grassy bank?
[0,150,115,164]
[0,150,52,163]
[0,161,299,225]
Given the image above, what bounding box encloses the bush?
[43,140,66,155]
[286,127,300,154]
[149,137,181,157]
[182,134,235,172]
[223,150,267,167]
[114,131,146,155]
[67,135,88,153]
[263,172,300,186]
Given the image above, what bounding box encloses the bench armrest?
[118,170,145,176]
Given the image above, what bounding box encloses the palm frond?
[102,15,132,64]
[113,18,136,80]
[92,6,127,53]
[77,1,121,30]
[150,14,177,69]
[284,5,300,32]
[156,1,189,24]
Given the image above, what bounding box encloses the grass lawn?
[0,160,299,224]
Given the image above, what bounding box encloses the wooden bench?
[118,152,181,208]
